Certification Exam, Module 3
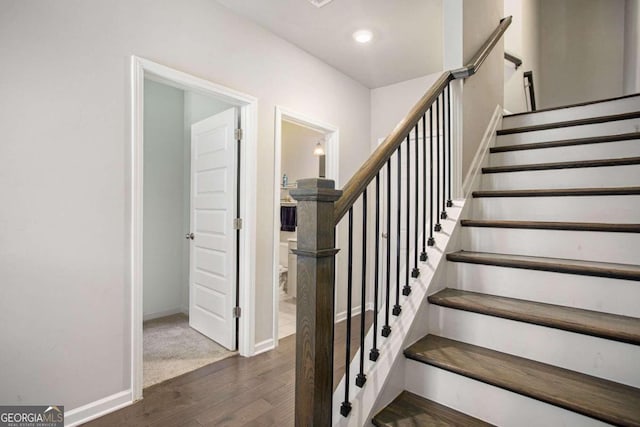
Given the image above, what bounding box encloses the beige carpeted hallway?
[143,313,235,388]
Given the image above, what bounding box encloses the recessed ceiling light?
[353,29,373,44]
[308,0,333,8]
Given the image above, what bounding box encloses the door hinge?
[233,218,243,230]
[232,306,241,318]
[234,128,243,141]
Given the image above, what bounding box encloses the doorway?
[131,57,258,400]
[141,79,242,388]
[273,107,339,344]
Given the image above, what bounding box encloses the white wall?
[462,0,505,177]
[505,0,630,111]
[443,0,464,71]
[624,0,640,94]
[185,92,232,125]
[503,0,540,113]
[538,0,625,108]
[143,80,186,320]
[370,72,444,148]
[0,0,370,412]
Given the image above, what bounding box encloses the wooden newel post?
[290,178,342,427]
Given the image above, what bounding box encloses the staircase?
[372,95,640,426]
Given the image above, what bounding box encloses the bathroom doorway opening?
[273,107,339,344]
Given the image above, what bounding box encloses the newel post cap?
[290,178,342,202]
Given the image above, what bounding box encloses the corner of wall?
[64,390,133,427]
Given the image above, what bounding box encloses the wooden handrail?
[451,16,513,79]
[334,16,512,223]
[504,52,523,69]
[333,71,453,223]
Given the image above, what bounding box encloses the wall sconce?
[313,140,326,178]
[313,142,325,156]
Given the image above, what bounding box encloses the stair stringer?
[334,106,502,426]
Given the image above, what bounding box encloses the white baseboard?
[142,307,185,322]
[335,302,375,323]
[65,390,133,427]
[462,105,502,197]
[253,338,275,356]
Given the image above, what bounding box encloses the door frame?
[272,106,339,346]
[130,56,258,400]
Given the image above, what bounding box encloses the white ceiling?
[216,0,443,88]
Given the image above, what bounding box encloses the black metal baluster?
[441,87,448,220]
[393,147,402,316]
[412,122,420,277]
[340,207,354,417]
[421,113,429,259]
[428,107,435,246]
[370,175,381,360]
[356,191,367,388]
[382,161,392,337]
[403,136,411,296]
[447,82,453,208]
[434,95,442,232]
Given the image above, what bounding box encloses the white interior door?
[189,107,238,350]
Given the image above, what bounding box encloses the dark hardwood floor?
[84,311,374,426]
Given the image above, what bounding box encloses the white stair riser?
[503,96,640,128]
[404,360,608,427]
[461,227,640,265]
[448,262,640,317]
[481,164,640,191]
[472,196,640,223]
[489,139,640,166]
[428,306,640,388]
[497,118,640,146]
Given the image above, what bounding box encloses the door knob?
[185,233,194,240]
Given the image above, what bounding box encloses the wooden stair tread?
[446,251,640,281]
[372,391,493,427]
[428,288,640,344]
[482,156,640,174]
[497,111,640,135]
[490,132,640,153]
[503,93,640,118]
[404,335,640,426]
[460,219,640,233]
[472,186,640,198]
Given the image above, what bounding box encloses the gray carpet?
[143,313,235,388]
